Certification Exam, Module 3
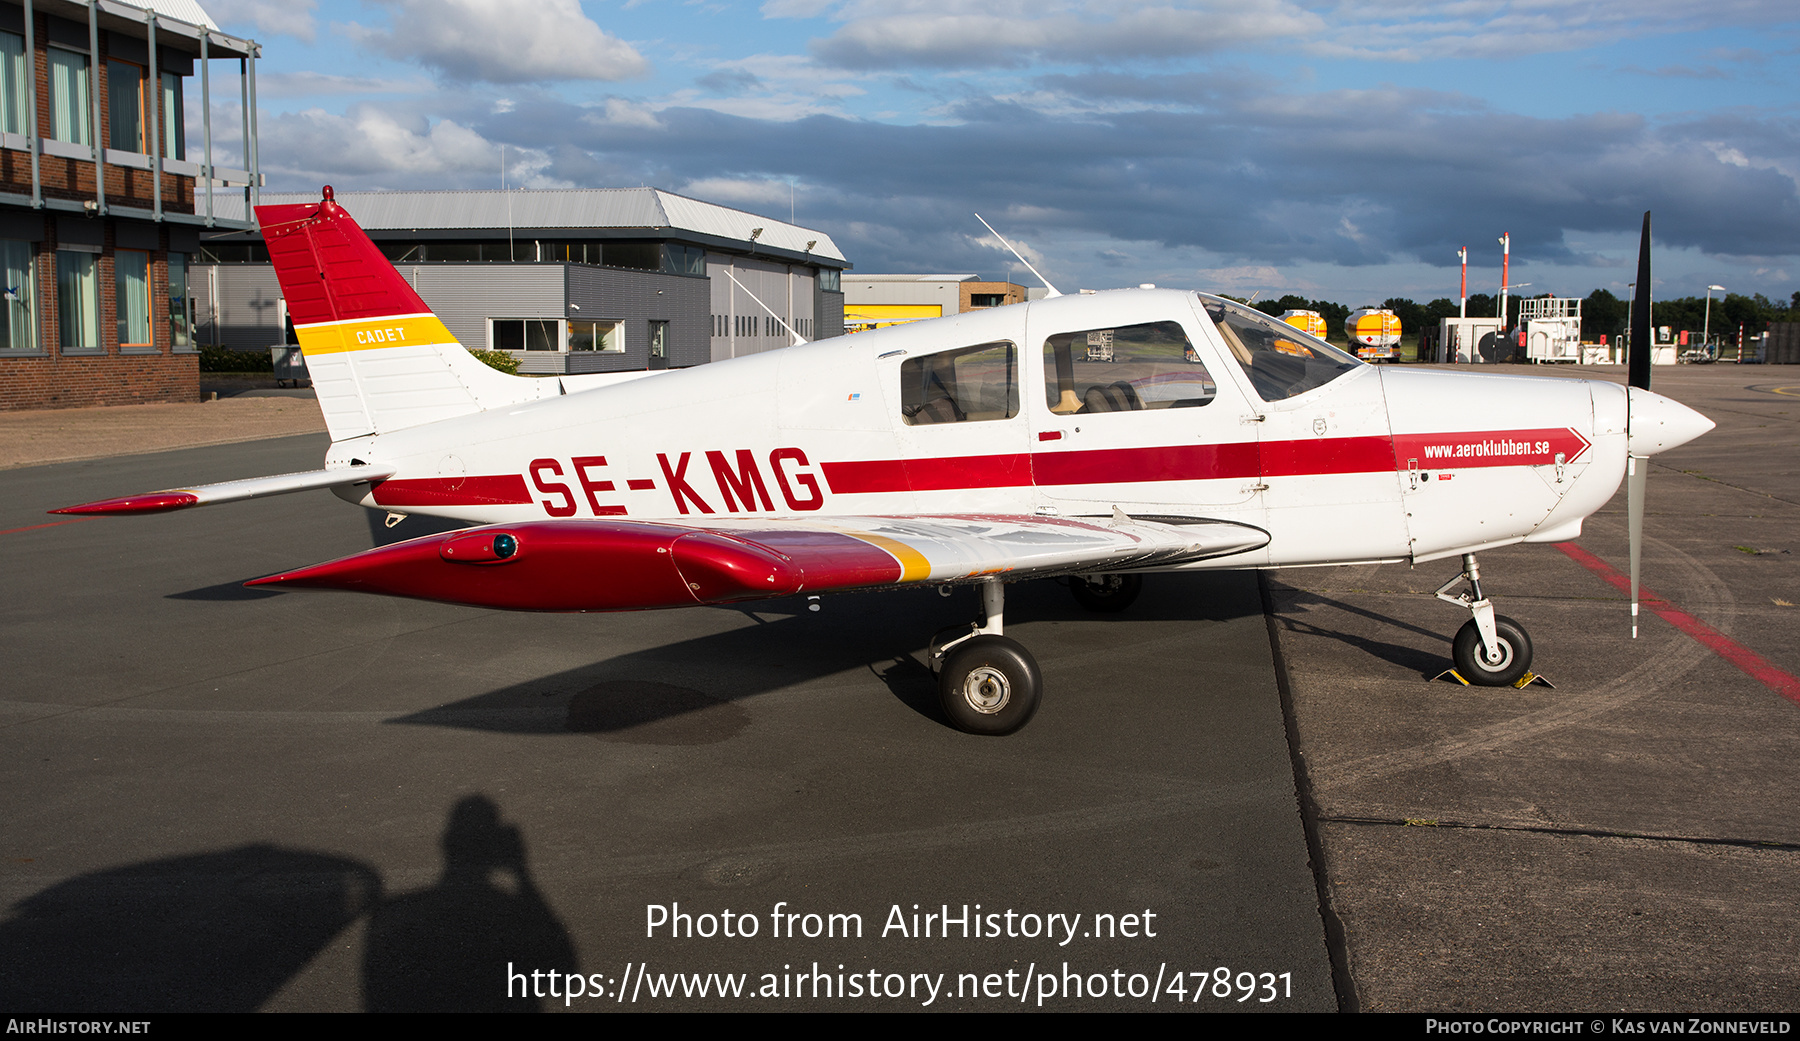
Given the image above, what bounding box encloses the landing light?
[439,530,522,564]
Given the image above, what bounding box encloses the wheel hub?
[1478,641,1513,670]
[961,666,1012,714]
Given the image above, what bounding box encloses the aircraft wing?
[245,513,1270,612]
[50,466,398,515]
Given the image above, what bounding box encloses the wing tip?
[49,492,201,515]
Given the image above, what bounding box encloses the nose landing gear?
[1434,553,1549,689]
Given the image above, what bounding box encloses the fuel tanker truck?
[1279,309,1329,340]
[1345,308,1402,362]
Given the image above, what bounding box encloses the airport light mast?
[1704,284,1725,348]
[1459,246,1468,318]
[1497,233,1511,328]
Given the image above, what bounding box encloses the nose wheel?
[1451,614,1533,687]
[929,578,1043,735]
[1434,553,1545,688]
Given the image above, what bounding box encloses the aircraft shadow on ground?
[0,795,573,1013]
[162,512,470,602]
[386,571,1263,738]
[1268,584,1453,677]
[364,509,475,548]
[166,580,285,601]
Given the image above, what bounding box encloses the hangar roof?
[216,188,849,265]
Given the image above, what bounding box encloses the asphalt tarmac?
[1,364,1794,1013]
[0,436,1326,1012]
[1271,365,1800,1012]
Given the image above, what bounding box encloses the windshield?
[1197,294,1361,402]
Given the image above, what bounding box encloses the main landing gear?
[1068,572,1143,613]
[1434,553,1538,687]
[929,579,1042,735]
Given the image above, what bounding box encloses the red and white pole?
[1497,232,1511,328]
[1458,246,1467,318]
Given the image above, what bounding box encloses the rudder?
[256,186,553,442]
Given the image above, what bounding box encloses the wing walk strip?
[1558,543,1800,705]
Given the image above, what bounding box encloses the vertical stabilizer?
[255,186,555,441]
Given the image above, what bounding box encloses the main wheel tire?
[1452,615,1533,687]
[938,635,1042,735]
[1069,572,1143,613]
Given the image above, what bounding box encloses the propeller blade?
[1629,211,1652,392]
[1626,210,1651,637]
[1628,455,1645,638]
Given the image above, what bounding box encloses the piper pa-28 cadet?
[58,194,1712,734]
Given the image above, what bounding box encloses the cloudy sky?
[196,0,1800,306]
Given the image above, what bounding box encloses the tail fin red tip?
[254,189,433,327]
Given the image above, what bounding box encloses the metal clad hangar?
[196,188,851,373]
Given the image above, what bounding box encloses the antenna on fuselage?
[723,268,808,346]
[975,214,1061,299]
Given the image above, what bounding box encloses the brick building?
[0,0,259,410]
[841,274,1028,333]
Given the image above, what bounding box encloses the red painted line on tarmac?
[2,518,92,536]
[1558,543,1800,705]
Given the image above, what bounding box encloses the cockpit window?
[1042,321,1215,416]
[1198,295,1360,402]
[900,341,1019,425]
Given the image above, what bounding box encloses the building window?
[650,321,668,359]
[169,253,192,350]
[569,319,623,352]
[0,32,25,136]
[0,240,34,351]
[660,244,705,276]
[161,72,184,160]
[116,250,152,348]
[492,318,559,351]
[56,251,99,351]
[970,294,1006,308]
[818,268,840,292]
[108,60,146,153]
[49,48,91,146]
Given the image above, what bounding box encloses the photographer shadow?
[362,794,577,1012]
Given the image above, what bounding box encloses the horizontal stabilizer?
[51,466,396,515]
[247,514,1270,612]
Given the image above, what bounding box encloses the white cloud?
[1309,0,1800,61]
[204,0,319,42]
[346,0,649,84]
[791,0,1800,69]
[256,71,432,98]
[581,98,667,129]
[1196,264,1289,289]
[259,105,545,187]
[761,0,837,16]
[809,0,1325,70]
[972,229,1052,270]
[680,177,799,208]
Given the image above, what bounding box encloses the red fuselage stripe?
[372,474,533,507]
[360,428,1584,508]
[824,431,1564,495]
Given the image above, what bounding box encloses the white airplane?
[58,194,1712,734]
